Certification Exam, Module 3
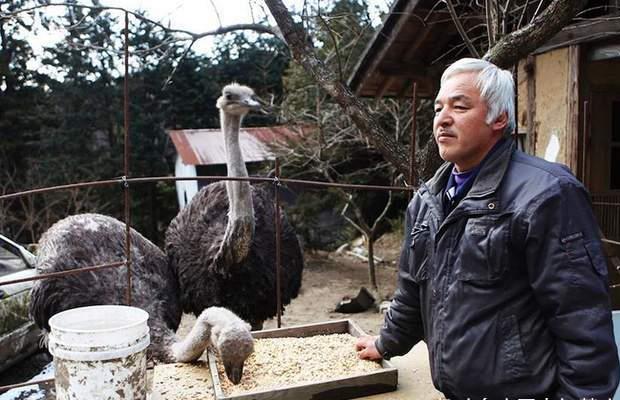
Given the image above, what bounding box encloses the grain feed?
[216,333,382,396]
[153,361,214,400]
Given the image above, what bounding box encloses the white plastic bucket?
[48,305,150,400]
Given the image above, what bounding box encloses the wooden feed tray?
[208,319,398,400]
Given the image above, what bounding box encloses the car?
[0,234,40,375]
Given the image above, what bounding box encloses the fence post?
[274,158,282,328]
[123,11,132,306]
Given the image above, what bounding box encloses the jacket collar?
[423,138,515,198]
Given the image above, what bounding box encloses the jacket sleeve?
[376,197,425,359]
[523,178,620,399]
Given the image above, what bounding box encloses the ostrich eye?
[225,93,234,100]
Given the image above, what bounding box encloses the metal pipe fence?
[0,378,55,393]
[0,165,414,393]
[0,175,414,294]
[0,10,420,393]
[0,175,413,394]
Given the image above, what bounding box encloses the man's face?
[433,71,503,172]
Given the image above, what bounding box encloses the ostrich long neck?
[221,110,254,260]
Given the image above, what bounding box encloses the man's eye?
[454,105,468,110]
[434,108,442,113]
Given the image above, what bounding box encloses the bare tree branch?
[317,11,344,82]
[0,3,283,41]
[264,0,411,177]
[484,0,587,68]
[371,189,392,233]
[208,0,223,27]
[516,0,531,29]
[2,3,186,35]
[445,0,481,57]
[341,200,367,238]
[191,23,282,41]
[3,0,590,182]
[530,0,546,24]
[3,2,285,92]
[501,0,513,35]
[485,0,496,47]
[162,38,196,89]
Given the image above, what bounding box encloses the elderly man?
[356,58,620,399]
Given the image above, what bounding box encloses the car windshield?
[0,244,30,278]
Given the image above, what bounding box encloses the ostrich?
[165,83,304,330]
[172,306,253,383]
[29,213,253,384]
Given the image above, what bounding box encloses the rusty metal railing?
[0,8,420,393]
[592,193,620,242]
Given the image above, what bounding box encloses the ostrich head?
[214,323,254,384]
[216,83,264,117]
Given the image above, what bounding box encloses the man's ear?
[491,112,508,132]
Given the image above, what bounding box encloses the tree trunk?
[484,0,587,68]
[264,0,585,175]
[264,0,410,177]
[366,233,378,292]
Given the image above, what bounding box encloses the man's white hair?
[441,58,515,136]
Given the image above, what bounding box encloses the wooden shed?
[167,126,305,209]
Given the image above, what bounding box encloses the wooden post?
[274,158,282,328]
[123,11,132,306]
[566,45,581,174]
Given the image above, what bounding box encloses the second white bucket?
[48,305,150,400]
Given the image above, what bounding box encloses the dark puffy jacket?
[377,140,620,399]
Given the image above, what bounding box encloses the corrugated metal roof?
[168,126,305,166]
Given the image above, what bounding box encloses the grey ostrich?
[29,213,253,384]
[165,83,304,330]
[172,306,253,383]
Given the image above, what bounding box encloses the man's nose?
[435,108,453,127]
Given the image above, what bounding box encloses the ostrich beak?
[225,364,244,385]
[247,96,272,114]
[242,97,263,112]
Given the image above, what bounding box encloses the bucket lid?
[48,305,150,360]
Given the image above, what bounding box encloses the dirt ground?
[262,240,401,334]
[0,233,440,399]
[173,233,442,399]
